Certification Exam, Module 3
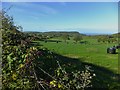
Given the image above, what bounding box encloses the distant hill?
[24,31,86,37]
[44,31,85,36]
[23,31,42,34]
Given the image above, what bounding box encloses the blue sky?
[2,2,118,34]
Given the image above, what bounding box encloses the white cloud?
[13,2,58,15]
[3,2,58,17]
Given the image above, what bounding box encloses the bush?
[2,10,95,90]
[49,61,96,90]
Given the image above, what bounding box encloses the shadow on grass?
[35,49,120,89]
[55,53,120,89]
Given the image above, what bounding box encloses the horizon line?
[23,30,118,35]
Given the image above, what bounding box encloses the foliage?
[50,62,96,90]
[73,35,83,42]
[1,10,95,89]
[2,10,38,89]
[97,36,117,43]
[62,34,70,42]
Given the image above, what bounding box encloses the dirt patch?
[63,54,79,58]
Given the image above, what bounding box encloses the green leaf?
[63,76,69,81]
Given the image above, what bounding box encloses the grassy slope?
[33,36,120,89]
[35,37,118,74]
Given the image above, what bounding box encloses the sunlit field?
[35,37,118,74]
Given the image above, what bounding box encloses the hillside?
[24,31,86,37]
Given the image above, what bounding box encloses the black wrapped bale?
[107,47,116,54]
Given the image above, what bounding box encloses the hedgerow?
[1,10,95,90]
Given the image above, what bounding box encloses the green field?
[33,36,120,88]
[35,37,118,74]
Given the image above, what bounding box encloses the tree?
[62,34,69,42]
[73,35,83,42]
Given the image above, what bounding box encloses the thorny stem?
[31,63,40,90]
[56,60,67,74]
[38,66,56,80]
[37,66,69,89]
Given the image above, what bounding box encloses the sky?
[2,0,120,2]
[2,2,118,34]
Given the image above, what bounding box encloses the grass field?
[32,36,120,88]
[34,37,118,74]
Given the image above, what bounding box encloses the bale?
[107,47,116,54]
[107,48,109,53]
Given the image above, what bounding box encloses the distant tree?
[97,38,101,43]
[97,35,117,44]
[73,35,83,43]
[62,34,69,42]
[111,38,117,43]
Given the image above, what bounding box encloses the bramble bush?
[2,10,38,89]
[1,10,96,90]
[49,61,96,90]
